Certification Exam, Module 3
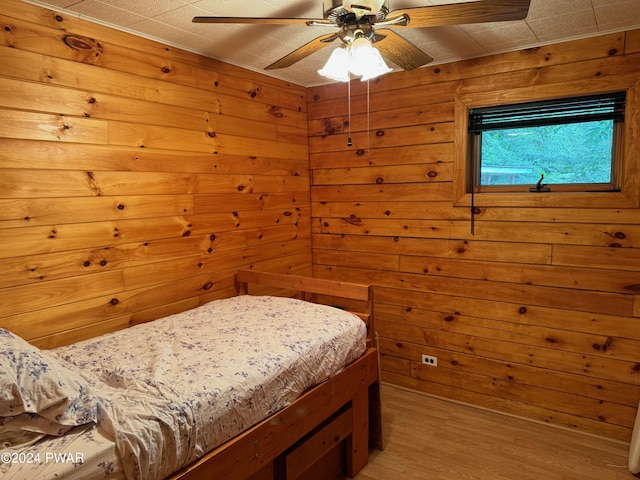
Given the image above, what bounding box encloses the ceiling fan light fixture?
[349,37,392,81]
[317,46,351,82]
[349,36,372,58]
[318,37,392,83]
[358,53,392,81]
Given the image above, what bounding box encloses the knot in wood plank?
[86,171,104,196]
[342,215,362,226]
[268,106,284,118]
[322,118,342,135]
[63,34,103,57]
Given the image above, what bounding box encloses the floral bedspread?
[50,295,367,480]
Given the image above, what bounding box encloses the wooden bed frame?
[166,269,382,480]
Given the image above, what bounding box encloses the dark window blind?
[468,92,626,133]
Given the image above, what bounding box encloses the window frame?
[453,80,640,209]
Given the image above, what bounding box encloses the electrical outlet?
[421,354,438,366]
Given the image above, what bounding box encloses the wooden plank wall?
[308,30,640,441]
[0,0,311,348]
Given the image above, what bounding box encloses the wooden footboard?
[169,270,382,480]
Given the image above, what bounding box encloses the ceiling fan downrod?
[324,0,389,22]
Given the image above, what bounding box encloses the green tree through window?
[479,120,614,186]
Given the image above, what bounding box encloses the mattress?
[1,295,367,480]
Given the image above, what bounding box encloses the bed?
[0,270,382,480]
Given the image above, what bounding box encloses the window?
[468,92,626,193]
[453,81,640,210]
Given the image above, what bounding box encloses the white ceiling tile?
[96,0,191,18]
[128,18,191,42]
[408,25,487,60]
[191,0,319,18]
[591,0,637,6]
[147,4,207,31]
[526,0,592,20]
[594,1,640,31]
[526,9,598,42]
[70,0,147,27]
[462,22,538,50]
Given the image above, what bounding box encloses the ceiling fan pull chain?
[347,72,353,147]
[367,78,371,159]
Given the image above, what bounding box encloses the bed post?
[365,285,383,452]
[234,273,248,295]
[346,385,370,477]
[369,360,383,451]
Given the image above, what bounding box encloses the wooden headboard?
[234,269,375,345]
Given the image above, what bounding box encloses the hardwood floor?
[355,384,636,480]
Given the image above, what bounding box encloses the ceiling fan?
[193,0,531,74]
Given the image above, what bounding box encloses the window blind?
[468,92,626,133]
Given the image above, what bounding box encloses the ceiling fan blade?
[373,29,433,70]
[192,16,332,26]
[387,0,531,29]
[265,32,339,70]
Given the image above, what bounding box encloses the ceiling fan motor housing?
[324,0,389,20]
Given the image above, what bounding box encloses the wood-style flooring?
[355,384,636,480]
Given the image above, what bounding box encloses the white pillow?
[0,328,97,431]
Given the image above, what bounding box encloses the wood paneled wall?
[308,30,640,441]
[0,0,311,347]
